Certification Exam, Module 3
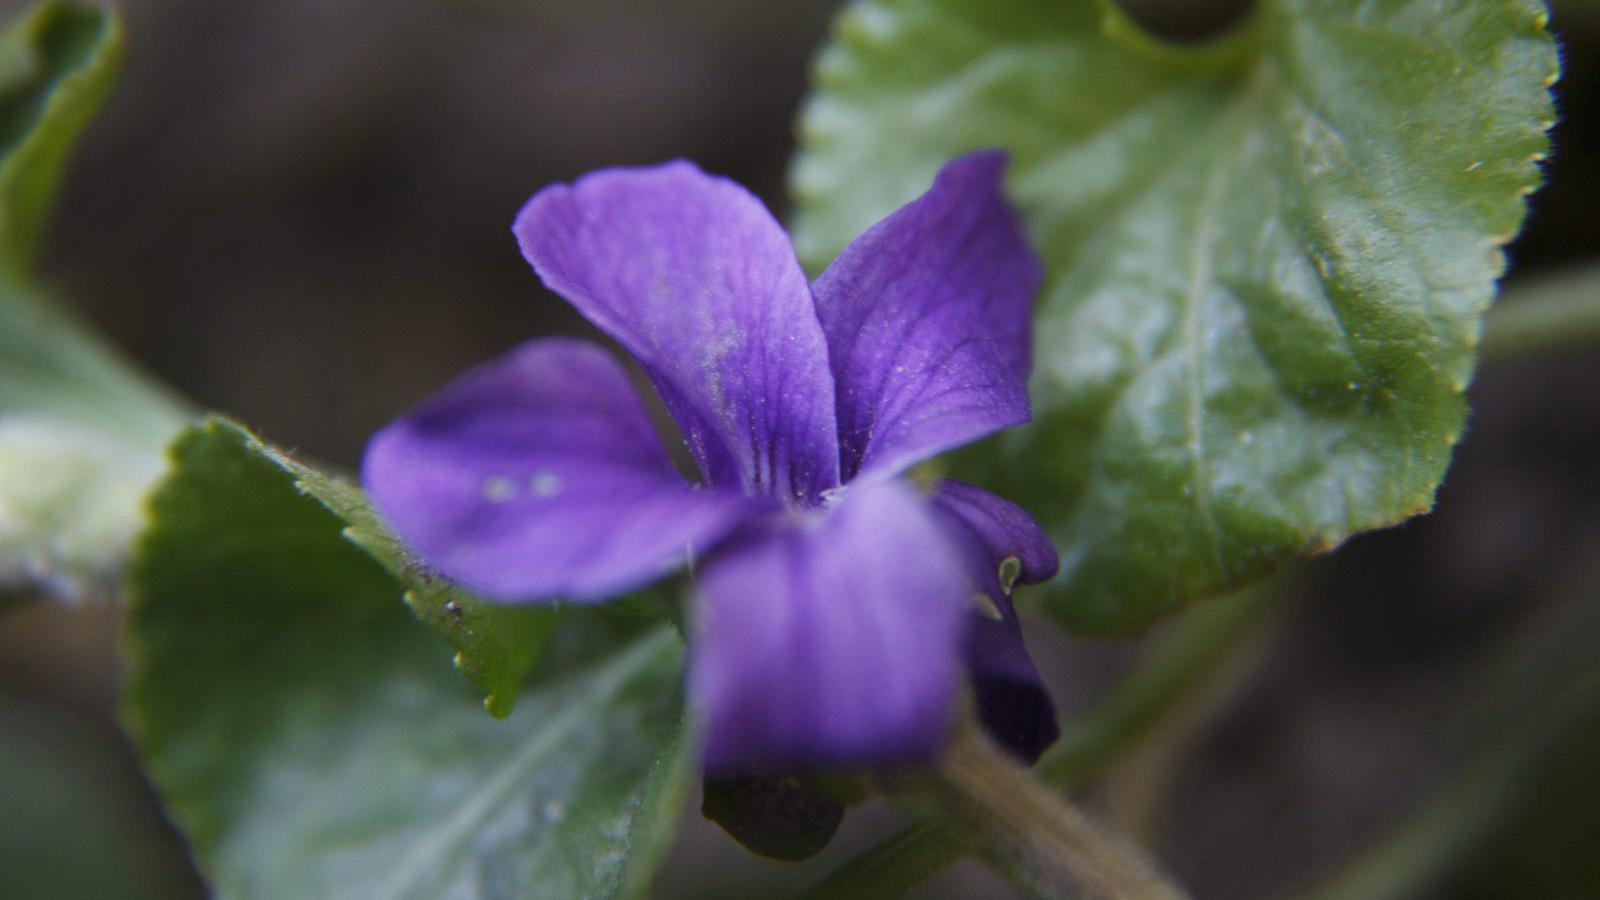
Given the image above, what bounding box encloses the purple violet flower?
[363,151,1060,771]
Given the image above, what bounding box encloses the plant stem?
[1481,264,1600,362]
[801,819,968,900]
[801,585,1281,899]
[932,726,1188,899]
[1039,584,1278,786]
[1099,610,1272,845]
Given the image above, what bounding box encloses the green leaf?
[791,0,1557,633]
[124,419,694,900]
[0,2,190,598]
[0,288,186,596]
[231,419,557,718]
[0,0,118,277]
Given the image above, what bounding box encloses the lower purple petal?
[690,480,970,772]
[964,593,1060,765]
[931,481,1060,763]
[362,338,767,602]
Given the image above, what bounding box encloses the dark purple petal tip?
[967,590,1061,764]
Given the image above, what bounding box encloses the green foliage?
[0,281,186,597]
[0,2,187,597]
[236,420,557,718]
[0,0,117,276]
[124,419,693,900]
[792,0,1557,633]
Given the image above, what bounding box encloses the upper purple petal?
[514,162,841,505]
[931,481,1060,763]
[362,338,768,602]
[690,480,970,772]
[810,151,1043,483]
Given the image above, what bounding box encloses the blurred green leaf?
[0,284,186,596]
[792,0,1557,633]
[0,2,188,598]
[234,420,557,718]
[124,419,694,900]
[0,0,117,276]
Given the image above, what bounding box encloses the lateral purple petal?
[362,338,767,602]
[811,150,1043,482]
[931,480,1059,586]
[514,162,841,505]
[931,481,1060,763]
[691,481,970,772]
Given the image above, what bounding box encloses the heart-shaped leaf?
[124,419,693,899]
[237,422,557,718]
[791,0,1556,633]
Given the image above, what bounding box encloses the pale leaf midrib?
[371,628,676,900]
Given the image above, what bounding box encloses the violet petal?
[362,338,768,602]
[811,150,1043,482]
[931,480,1060,763]
[691,480,969,772]
[931,480,1059,586]
[514,162,841,505]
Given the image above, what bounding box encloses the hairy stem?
[802,585,1281,899]
[933,726,1188,899]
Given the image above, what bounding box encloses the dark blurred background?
[2,0,1597,897]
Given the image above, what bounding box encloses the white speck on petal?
[482,476,516,503]
[529,471,564,498]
